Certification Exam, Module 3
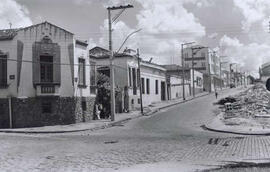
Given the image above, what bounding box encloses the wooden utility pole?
[181,44,185,100]
[181,42,194,100]
[107,4,133,121]
[191,48,195,97]
[191,46,205,97]
[137,49,143,115]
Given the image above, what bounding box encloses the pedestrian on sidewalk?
[95,104,103,120]
[215,89,218,99]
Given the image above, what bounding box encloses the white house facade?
[0,22,96,128]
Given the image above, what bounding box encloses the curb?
[201,124,270,136]
[157,92,211,111]
[0,92,211,134]
[0,116,140,134]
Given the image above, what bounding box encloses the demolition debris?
[217,84,270,128]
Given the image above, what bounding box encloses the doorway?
[161,81,166,101]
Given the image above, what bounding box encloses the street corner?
[203,84,270,135]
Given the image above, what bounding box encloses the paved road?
[1,87,269,172]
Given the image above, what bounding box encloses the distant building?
[247,75,255,85]
[163,64,204,99]
[183,46,222,91]
[0,22,96,128]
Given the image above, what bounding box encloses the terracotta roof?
[89,46,134,59]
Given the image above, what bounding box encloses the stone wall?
[0,96,96,129]
[12,97,76,128]
[74,96,96,123]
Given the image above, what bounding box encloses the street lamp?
[181,42,195,100]
[116,28,142,53]
[107,4,134,121]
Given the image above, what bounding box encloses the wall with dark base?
[0,96,96,129]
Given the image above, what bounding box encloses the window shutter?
[32,42,41,85]
[53,44,61,84]
[68,44,74,86]
[0,55,7,87]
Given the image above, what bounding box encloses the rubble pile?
[218,84,270,127]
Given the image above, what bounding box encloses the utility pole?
[191,46,205,97]
[219,56,227,90]
[229,63,232,87]
[191,48,195,97]
[181,42,195,100]
[137,49,143,115]
[208,50,215,93]
[219,62,222,90]
[235,64,238,87]
[229,63,236,88]
[107,4,133,121]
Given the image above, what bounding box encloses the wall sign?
[9,75,15,80]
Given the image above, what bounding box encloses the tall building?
[183,45,222,91]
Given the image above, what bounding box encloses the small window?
[78,58,86,86]
[202,62,205,67]
[81,100,87,111]
[42,101,52,113]
[131,99,134,104]
[155,80,158,94]
[146,78,150,94]
[141,78,145,94]
[137,68,140,87]
[138,98,141,104]
[128,67,132,86]
[0,55,7,87]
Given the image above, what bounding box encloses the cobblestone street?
[0,87,269,172]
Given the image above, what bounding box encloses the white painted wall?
[0,22,75,98]
[169,76,190,99]
[74,41,93,97]
[0,39,18,98]
[190,69,204,94]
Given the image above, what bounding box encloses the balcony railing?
[36,83,60,96]
[41,85,55,93]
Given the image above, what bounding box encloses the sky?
[1,0,270,77]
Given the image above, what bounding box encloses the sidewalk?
[203,85,270,135]
[0,91,211,134]
[203,112,270,135]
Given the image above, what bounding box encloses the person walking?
[215,89,218,99]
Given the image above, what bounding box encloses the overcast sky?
[2,0,270,77]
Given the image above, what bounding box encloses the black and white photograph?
[1,0,270,171]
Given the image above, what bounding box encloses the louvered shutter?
[53,44,61,84]
[32,42,41,85]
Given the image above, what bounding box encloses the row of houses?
[89,47,204,113]
[0,21,229,128]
